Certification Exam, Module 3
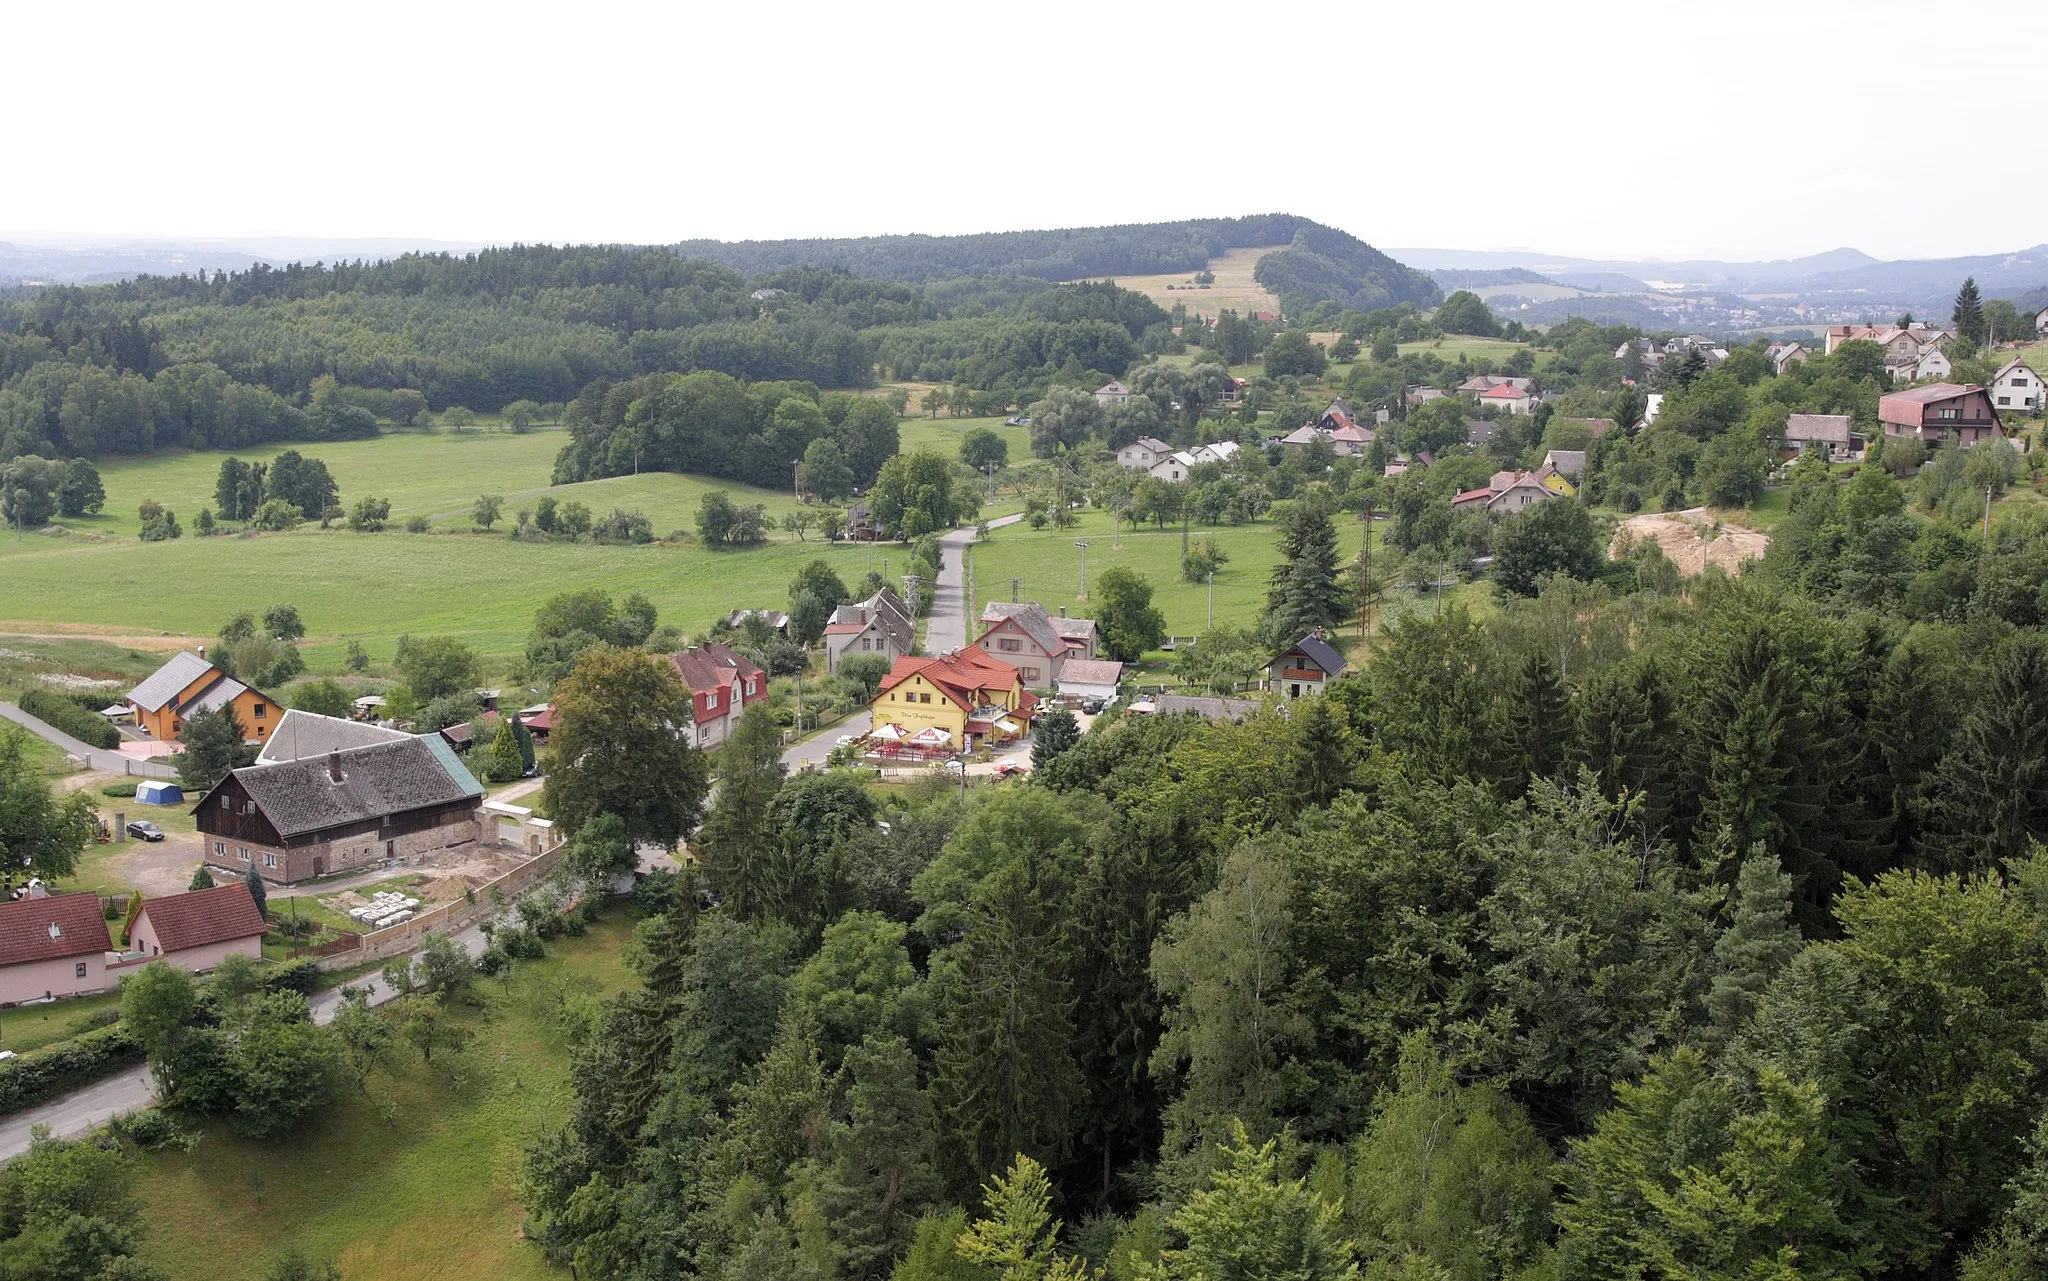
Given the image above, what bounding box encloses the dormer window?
[48,922,61,939]
[707,690,719,709]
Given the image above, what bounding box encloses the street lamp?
[1074,540,1090,599]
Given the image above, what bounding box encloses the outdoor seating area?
[860,722,959,761]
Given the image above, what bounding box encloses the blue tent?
[135,781,184,806]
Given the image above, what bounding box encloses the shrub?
[101,782,138,797]
[262,958,324,995]
[405,515,432,533]
[0,1022,144,1114]
[18,687,119,748]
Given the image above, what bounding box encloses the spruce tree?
[188,864,214,891]
[820,1034,942,1274]
[1704,848,1803,1046]
[1501,650,1571,791]
[1032,709,1080,772]
[243,864,267,918]
[1285,695,1356,809]
[1927,633,2048,873]
[931,860,1083,1184]
[1262,504,1347,643]
[1953,276,1986,346]
[697,706,788,919]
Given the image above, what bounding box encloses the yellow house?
[124,651,279,745]
[871,646,1032,750]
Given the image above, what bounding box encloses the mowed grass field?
[966,507,1368,644]
[1397,335,1548,365]
[1084,245,1286,317]
[63,428,805,541]
[0,527,885,667]
[131,913,636,1281]
[896,412,1031,463]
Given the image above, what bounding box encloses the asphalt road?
[0,702,177,778]
[0,920,490,1161]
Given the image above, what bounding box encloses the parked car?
[992,761,1024,779]
[126,820,165,842]
[836,734,860,747]
[1081,698,1105,714]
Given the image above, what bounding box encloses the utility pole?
[1358,499,1375,638]
[1207,569,1214,630]
[1075,540,1090,599]
[792,458,802,502]
[1985,484,1995,546]
[986,461,997,502]
[1011,577,1020,603]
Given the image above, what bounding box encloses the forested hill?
[672,215,1307,283]
[671,214,1443,313]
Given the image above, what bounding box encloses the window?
[2014,377,2030,387]
[1937,407,1959,420]
[239,846,250,862]
[1023,667,1040,682]
[707,690,719,709]
[75,962,87,979]
[214,842,225,856]
[253,703,266,719]
[860,638,871,650]
[998,638,1021,652]
[265,853,277,869]
[220,795,230,809]
[746,679,757,695]
[2000,396,2011,406]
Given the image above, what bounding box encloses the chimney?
[328,750,343,784]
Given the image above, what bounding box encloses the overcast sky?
[10,0,2041,264]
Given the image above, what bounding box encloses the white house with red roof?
[1477,382,1534,415]
[667,643,769,748]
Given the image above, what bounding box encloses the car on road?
[125,820,165,842]
[836,734,860,747]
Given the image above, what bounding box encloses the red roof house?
[667,643,769,748]
[129,883,267,973]
[0,889,114,1004]
[1878,384,2002,448]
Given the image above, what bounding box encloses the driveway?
[0,702,177,779]
[0,919,491,1161]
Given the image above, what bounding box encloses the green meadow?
[965,507,1367,643]
[130,913,636,1281]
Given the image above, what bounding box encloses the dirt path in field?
[0,625,198,650]
[1612,508,1769,576]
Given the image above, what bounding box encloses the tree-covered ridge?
[1254,223,1444,316]
[671,215,1323,284]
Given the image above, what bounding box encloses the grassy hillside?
[132,914,635,1281]
[1084,245,1286,317]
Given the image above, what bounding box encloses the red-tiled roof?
[136,883,267,953]
[1451,487,1493,506]
[879,646,1024,713]
[0,892,111,966]
[668,643,764,695]
[1480,383,1527,399]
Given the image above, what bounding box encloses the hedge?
[0,1021,144,1116]
[16,687,120,749]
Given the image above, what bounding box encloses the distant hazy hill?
[0,235,491,286]
[1388,245,1884,287]
[673,216,1441,314]
[1431,267,1559,290]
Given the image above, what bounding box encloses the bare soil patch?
[1613,508,1769,576]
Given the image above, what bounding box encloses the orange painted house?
[124,651,278,744]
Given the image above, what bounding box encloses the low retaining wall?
[316,845,565,970]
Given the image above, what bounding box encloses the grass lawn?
[133,911,636,1281]
[0,524,888,668]
[965,507,1367,643]
[0,988,123,1055]
[897,414,1031,464]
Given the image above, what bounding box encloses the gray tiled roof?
[1279,633,1348,678]
[256,710,410,766]
[225,737,483,839]
[980,602,1062,653]
[181,673,251,715]
[127,651,216,712]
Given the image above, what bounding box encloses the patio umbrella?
[909,726,952,746]
[872,723,906,740]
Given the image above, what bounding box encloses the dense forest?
[517,515,2048,1279]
